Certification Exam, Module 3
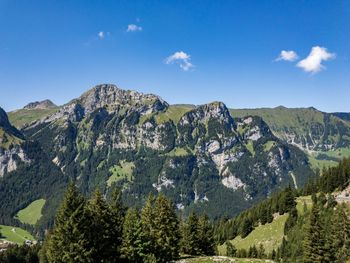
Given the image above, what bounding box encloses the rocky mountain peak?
[188,101,233,123]
[23,99,57,110]
[77,84,168,114]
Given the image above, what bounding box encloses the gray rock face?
[29,84,168,126]
[23,99,57,110]
[0,147,30,177]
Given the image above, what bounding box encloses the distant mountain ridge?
[0,84,314,229]
[231,106,350,152]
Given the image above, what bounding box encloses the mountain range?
[1,84,350,231]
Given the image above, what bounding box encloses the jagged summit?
[76,84,168,113]
[187,101,233,122]
[23,99,57,110]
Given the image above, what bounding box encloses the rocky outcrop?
[0,147,30,177]
[23,99,57,110]
[0,107,29,177]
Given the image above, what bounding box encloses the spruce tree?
[109,188,125,259]
[181,212,201,255]
[225,241,236,257]
[240,217,253,238]
[87,189,119,262]
[121,208,149,262]
[198,214,215,256]
[303,201,326,263]
[141,193,156,259]
[329,204,350,262]
[46,183,94,263]
[152,194,180,262]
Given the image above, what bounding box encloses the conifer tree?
[181,212,201,255]
[87,189,119,262]
[257,244,265,258]
[121,208,149,262]
[152,194,180,262]
[46,183,94,263]
[141,194,180,262]
[329,204,350,262]
[198,214,215,256]
[109,188,126,259]
[141,193,156,258]
[240,217,253,238]
[225,241,236,257]
[303,200,326,263]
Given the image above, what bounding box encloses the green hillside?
[15,199,46,225]
[0,225,35,244]
[219,214,288,255]
[8,108,58,128]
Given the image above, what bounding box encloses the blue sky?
[0,0,349,112]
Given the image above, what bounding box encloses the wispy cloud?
[98,31,105,39]
[297,46,335,73]
[276,50,299,62]
[127,24,142,32]
[165,51,194,71]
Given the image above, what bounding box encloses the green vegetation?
[155,105,193,124]
[166,147,192,157]
[231,107,350,157]
[15,199,46,225]
[8,108,58,128]
[308,147,350,170]
[107,161,135,187]
[307,154,337,170]
[245,141,255,156]
[231,107,324,137]
[219,214,288,254]
[0,128,23,149]
[177,256,273,262]
[296,196,312,215]
[263,141,276,152]
[0,225,35,244]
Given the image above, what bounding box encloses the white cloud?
[127,24,142,32]
[98,31,105,39]
[276,50,299,62]
[165,51,194,71]
[297,46,335,73]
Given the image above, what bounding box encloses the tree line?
[0,183,215,263]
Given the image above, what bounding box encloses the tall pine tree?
[303,199,327,263]
[45,183,94,263]
[181,212,201,255]
[121,208,149,263]
[198,214,215,256]
[329,204,350,262]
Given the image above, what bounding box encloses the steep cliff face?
[0,107,29,177]
[21,84,313,219]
